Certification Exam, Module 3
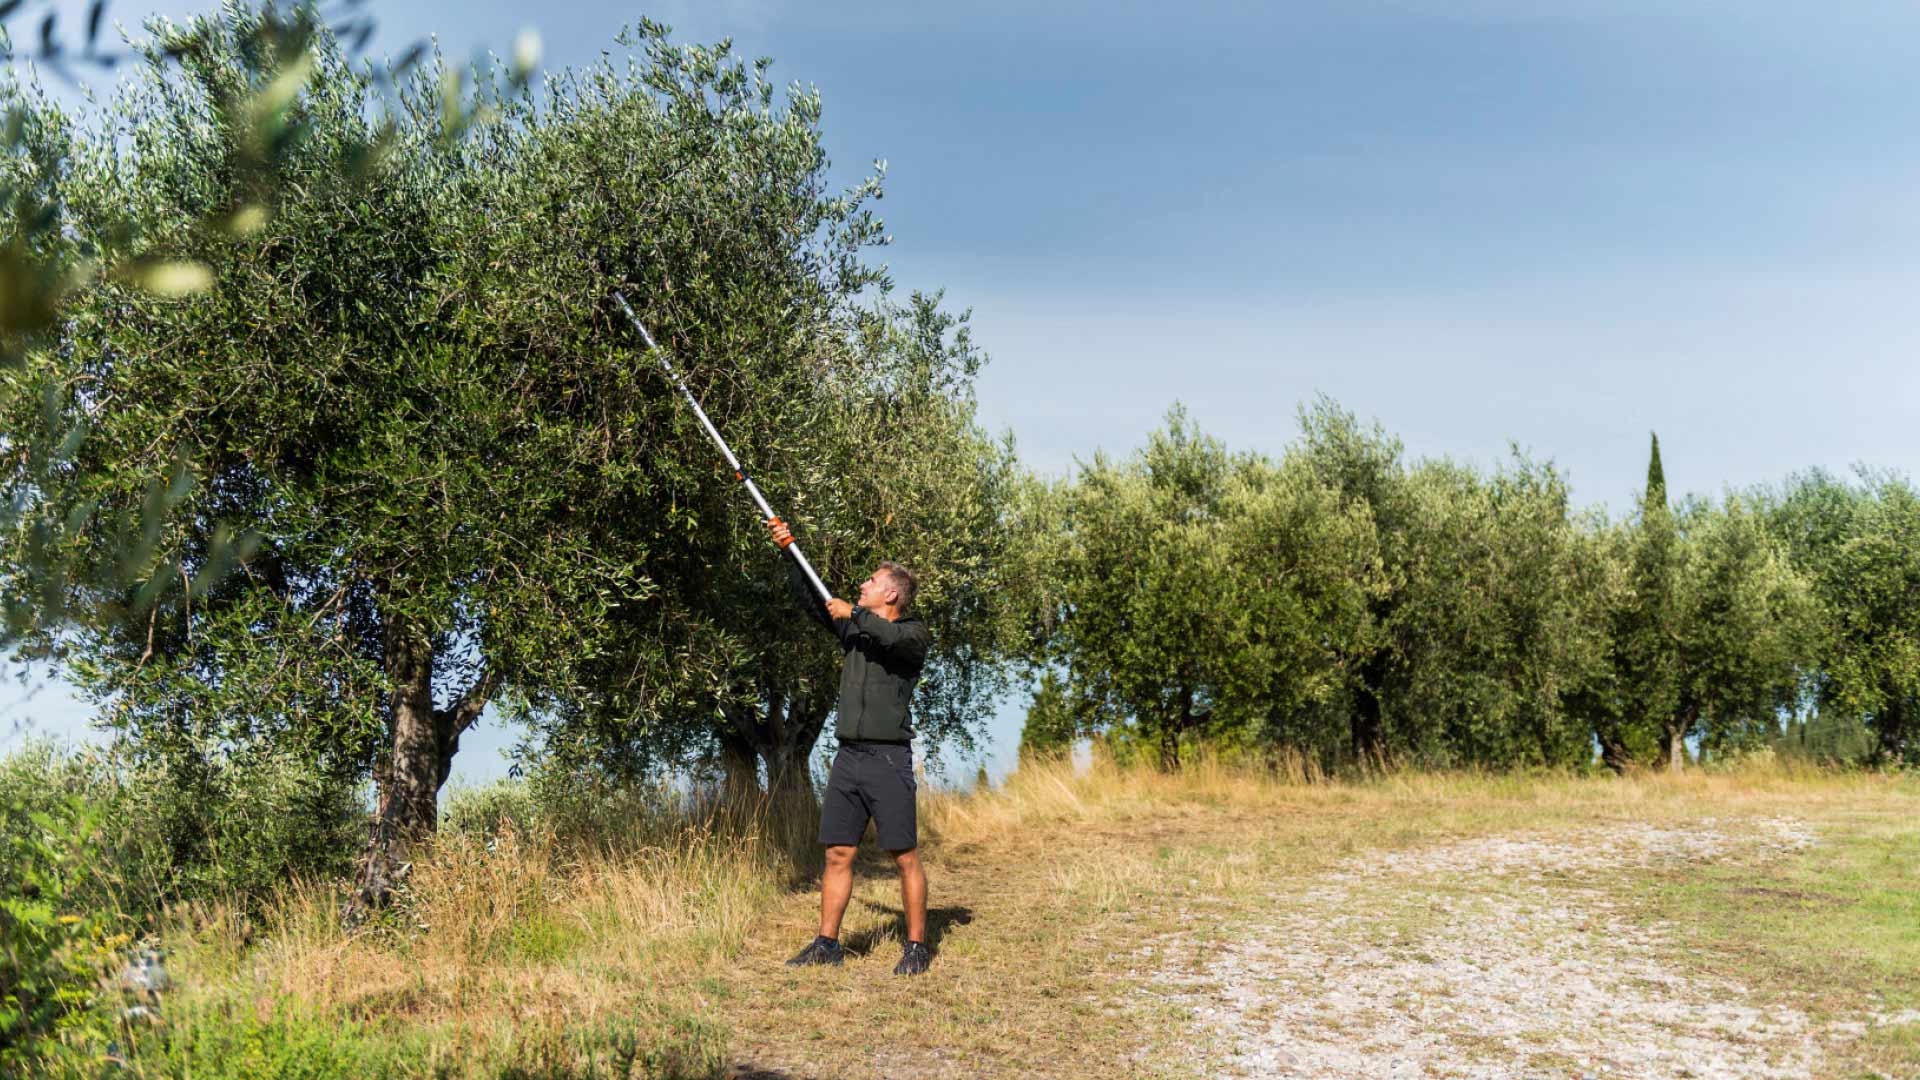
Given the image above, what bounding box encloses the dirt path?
[707,784,1918,1080]
[1146,817,1851,1079]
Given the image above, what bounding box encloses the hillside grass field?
[93,757,1920,1079]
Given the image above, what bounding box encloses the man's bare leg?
[819,844,857,938]
[893,847,927,943]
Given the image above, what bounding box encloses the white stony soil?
[1141,818,1894,1079]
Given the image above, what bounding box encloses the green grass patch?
[1863,1021,1920,1073]
[98,1005,431,1080]
[505,910,587,963]
[1634,814,1920,1007]
[1624,811,1920,1077]
[30,997,730,1080]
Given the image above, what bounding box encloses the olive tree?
[0,9,902,909]
[1289,397,1416,764]
[1018,409,1242,769]
[1766,469,1920,762]
[1676,498,1817,760]
[1600,438,1814,771]
[1383,456,1610,768]
[1292,400,1608,769]
[527,292,1025,808]
[2,4,510,654]
[1024,407,1379,769]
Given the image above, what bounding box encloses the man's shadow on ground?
[840,900,974,957]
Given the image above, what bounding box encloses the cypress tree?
[1593,432,1682,772]
[1634,431,1685,770]
[1645,432,1667,510]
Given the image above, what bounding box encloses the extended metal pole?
[612,292,833,604]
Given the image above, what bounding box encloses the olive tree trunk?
[720,688,832,861]
[1876,695,1910,764]
[760,696,827,815]
[717,725,764,801]
[346,614,496,923]
[1664,704,1698,774]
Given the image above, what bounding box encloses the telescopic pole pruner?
[612,292,833,605]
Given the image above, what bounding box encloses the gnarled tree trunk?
[1158,723,1180,772]
[717,724,763,801]
[719,686,832,858]
[1664,704,1698,774]
[760,694,828,814]
[346,613,496,925]
[1158,684,1209,772]
[1876,695,1910,764]
[1597,730,1631,774]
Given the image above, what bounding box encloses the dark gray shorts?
[819,741,918,851]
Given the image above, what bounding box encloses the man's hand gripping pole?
[613,292,833,605]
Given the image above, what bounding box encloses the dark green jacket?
[788,553,931,743]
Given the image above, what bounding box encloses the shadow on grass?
[725,1066,826,1079]
[779,837,905,893]
[841,902,974,956]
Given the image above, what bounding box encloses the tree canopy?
[1021,409,1846,775]
[1,8,1021,907]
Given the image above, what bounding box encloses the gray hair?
[878,561,918,614]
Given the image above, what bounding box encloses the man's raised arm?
[786,547,838,631]
[771,517,840,633]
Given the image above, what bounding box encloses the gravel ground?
[1143,818,1861,1079]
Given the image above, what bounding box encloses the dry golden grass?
[147,752,1920,1079]
[235,815,786,1027]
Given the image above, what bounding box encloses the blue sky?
[6,0,1918,784]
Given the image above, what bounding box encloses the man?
[770,517,934,976]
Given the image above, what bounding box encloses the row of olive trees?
[1,6,1023,911]
[1018,401,1914,772]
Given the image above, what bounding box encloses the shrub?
[0,785,128,1072]
[1772,711,1877,767]
[108,740,366,907]
[441,781,541,845]
[0,740,365,917]
[443,765,703,857]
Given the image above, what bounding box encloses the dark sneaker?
[786,936,844,967]
[893,941,931,976]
